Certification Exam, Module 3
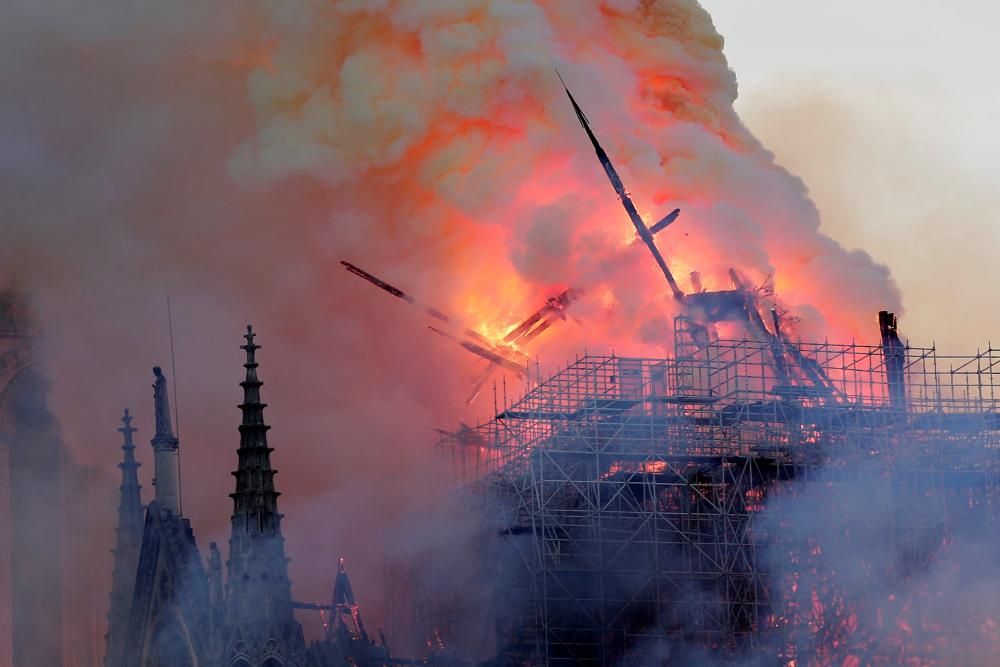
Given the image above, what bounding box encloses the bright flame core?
[236,0,901,371]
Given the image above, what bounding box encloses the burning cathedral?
[96,33,1000,667]
[103,326,454,667]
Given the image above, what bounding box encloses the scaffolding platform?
[436,319,1000,664]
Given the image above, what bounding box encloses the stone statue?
[152,366,174,439]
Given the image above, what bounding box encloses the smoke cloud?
[1,0,907,658]
[737,82,1000,352]
[233,0,901,348]
[754,464,1000,666]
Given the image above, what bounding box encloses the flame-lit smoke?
[755,465,1000,667]
[233,0,900,357]
[0,0,909,660]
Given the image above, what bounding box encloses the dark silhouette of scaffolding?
[436,317,1000,665]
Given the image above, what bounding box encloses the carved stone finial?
[241,325,258,351]
[118,408,137,440]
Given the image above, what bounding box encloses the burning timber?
[433,315,1000,665]
[341,260,581,404]
[385,78,997,664]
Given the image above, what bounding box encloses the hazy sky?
[703,1,1000,350]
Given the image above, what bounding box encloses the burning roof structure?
[313,51,1000,661]
[409,83,1000,665]
[341,260,580,404]
[430,318,1000,664]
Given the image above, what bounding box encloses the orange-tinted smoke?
[234,0,900,359]
[0,0,907,653]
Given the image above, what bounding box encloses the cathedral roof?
[124,501,210,666]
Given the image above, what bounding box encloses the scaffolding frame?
[439,321,1000,664]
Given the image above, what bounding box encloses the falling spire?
[558,73,686,302]
[104,409,144,667]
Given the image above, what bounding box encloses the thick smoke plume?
[1,0,904,659]
[234,0,900,349]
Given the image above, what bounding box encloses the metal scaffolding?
[438,317,1000,665]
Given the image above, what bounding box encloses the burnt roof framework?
[430,316,1000,664]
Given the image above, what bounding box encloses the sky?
[705,0,1000,351]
